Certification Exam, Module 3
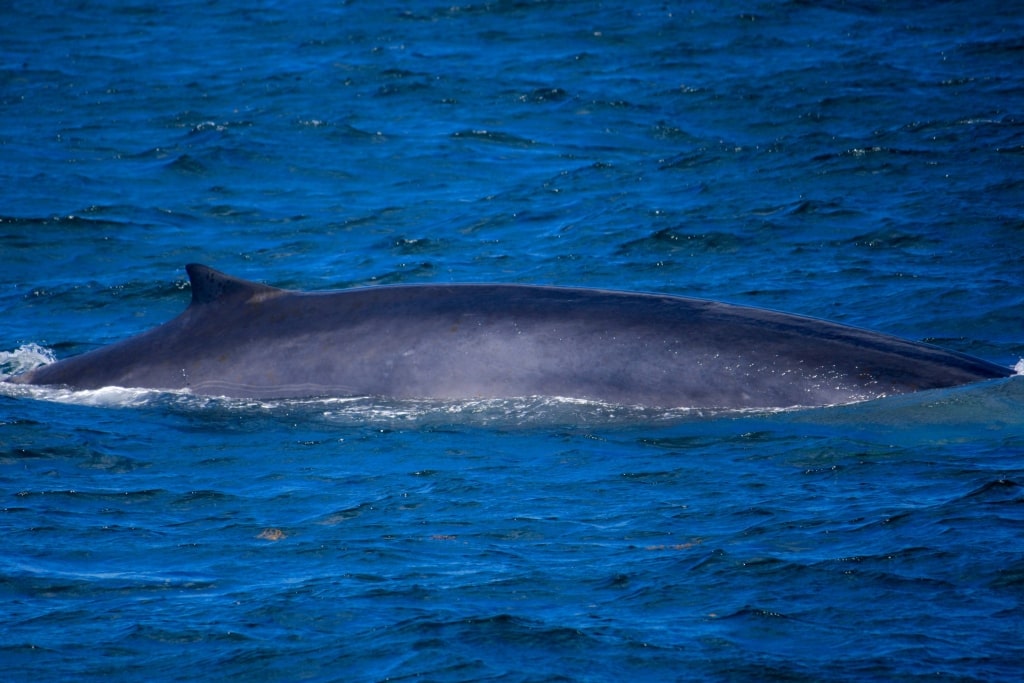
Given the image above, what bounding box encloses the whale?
[5,264,1013,408]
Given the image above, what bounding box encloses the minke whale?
[6,264,1013,408]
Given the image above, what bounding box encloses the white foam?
[1014,359,1024,376]
[0,343,56,379]
[0,378,187,408]
[44,385,177,408]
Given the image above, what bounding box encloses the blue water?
[2,1,1024,680]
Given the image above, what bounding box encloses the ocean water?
[2,1,1023,680]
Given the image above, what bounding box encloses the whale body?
[6,264,1012,408]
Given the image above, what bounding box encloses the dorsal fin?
[185,264,284,306]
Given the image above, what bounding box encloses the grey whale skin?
[7,264,1012,408]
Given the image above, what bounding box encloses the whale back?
[6,265,1013,407]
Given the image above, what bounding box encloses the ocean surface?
[2,1,1023,680]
